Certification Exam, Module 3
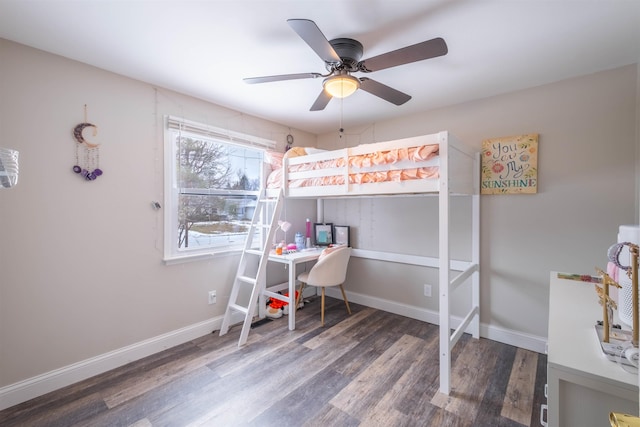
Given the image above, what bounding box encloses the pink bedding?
[266,144,439,189]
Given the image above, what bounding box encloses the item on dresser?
[608,241,640,347]
[610,412,640,427]
[557,272,602,283]
[593,267,639,368]
[595,267,622,343]
[604,236,640,348]
[595,324,637,367]
[610,226,640,328]
[548,272,639,427]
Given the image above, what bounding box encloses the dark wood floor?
[0,297,547,427]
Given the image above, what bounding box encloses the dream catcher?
[72,105,103,181]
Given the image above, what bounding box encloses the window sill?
[162,249,242,265]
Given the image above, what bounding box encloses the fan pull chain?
[339,97,344,140]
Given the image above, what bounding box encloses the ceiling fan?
[244,19,448,111]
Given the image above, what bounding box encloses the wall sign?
[481,134,538,195]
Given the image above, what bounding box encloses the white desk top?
[268,248,324,263]
[548,272,638,391]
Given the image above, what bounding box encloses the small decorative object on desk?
[305,218,312,248]
[295,232,305,250]
[334,225,350,246]
[286,243,297,254]
[314,223,333,246]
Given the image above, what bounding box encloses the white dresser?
[547,272,639,427]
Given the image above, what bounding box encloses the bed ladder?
[219,188,283,347]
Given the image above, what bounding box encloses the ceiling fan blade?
[244,73,322,84]
[310,90,332,111]
[287,19,341,64]
[359,78,411,106]
[359,38,448,72]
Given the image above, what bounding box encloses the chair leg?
[295,282,305,312]
[321,287,325,326]
[339,284,351,315]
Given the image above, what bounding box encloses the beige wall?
[0,39,315,390]
[1,36,638,404]
[318,64,638,340]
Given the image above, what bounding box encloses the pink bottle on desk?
[306,218,312,248]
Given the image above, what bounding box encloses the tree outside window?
[173,134,263,253]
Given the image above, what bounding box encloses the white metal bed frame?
[267,131,480,394]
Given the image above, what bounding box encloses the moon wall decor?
[72,121,103,181]
[73,122,99,148]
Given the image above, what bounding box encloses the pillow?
[304,147,326,155]
[264,150,284,170]
[266,169,282,188]
[283,146,307,159]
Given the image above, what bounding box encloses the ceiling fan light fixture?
[323,73,360,98]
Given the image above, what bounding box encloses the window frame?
[163,116,275,264]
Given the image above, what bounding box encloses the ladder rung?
[228,303,249,314]
[238,275,257,285]
[263,290,288,301]
[245,249,263,256]
[259,198,278,203]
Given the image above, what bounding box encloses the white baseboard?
[1,291,546,412]
[324,287,547,354]
[0,314,241,411]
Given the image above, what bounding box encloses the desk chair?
[296,246,352,326]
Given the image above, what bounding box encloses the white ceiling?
[1,0,639,135]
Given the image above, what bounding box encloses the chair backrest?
[305,246,352,287]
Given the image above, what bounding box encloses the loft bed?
[264,131,480,395]
[265,132,476,198]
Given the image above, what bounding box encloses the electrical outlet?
[208,290,216,305]
[424,284,432,297]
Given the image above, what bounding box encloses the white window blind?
[166,116,276,150]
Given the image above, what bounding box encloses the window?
[164,116,275,262]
